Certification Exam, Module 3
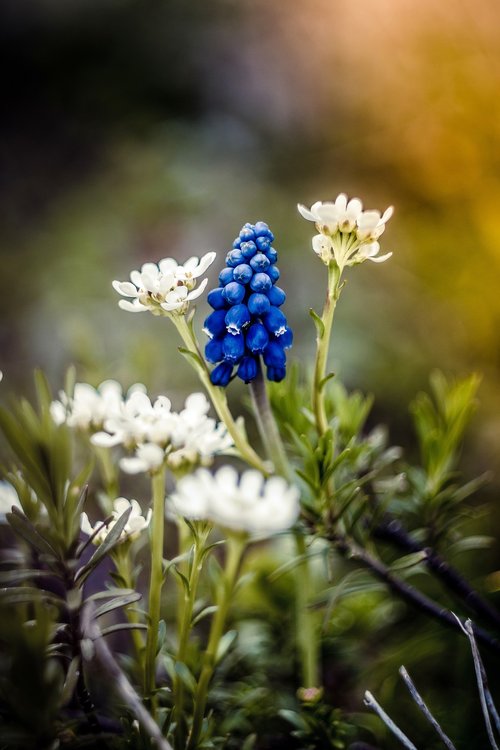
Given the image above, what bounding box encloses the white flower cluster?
[81,497,151,544]
[52,381,233,475]
[112,253,216,315]
[51,380,127,431]
[170,466,300,537]
[298,194,393,270]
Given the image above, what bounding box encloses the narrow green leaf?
[319,372,335,392]
[100,622,148,637]
[60,656,80,707]
[191,605,218,627]
[216,629,237,663]
[6,508,59,558]
[309,308,325,338]
[94,592,142,619]
[75,506,132,584]
[174,661,197,694]
[389,551,428,571]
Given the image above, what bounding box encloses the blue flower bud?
[210,361,233,386]
[280,326,293,349]
[266,285,286,306]
[248,292,271,316]
[266,365,286,382]
[237,355,258,383]
[222,281,246,305]
[263,340,286,368]
[226,248,245,267]
[246,322,269,354]
[265,247,278,264]
[225,304,251,335]
[203,309,227,339]
[263,306,288,336]
[207,287,227,310]
[205,336,225,364]
[239,226,255,242]
[219,267,234,286]
[223,332,245,363]
[255,235,271,252]
[267,265,280,283]
[250,253,270,272]
[232,237,242,249]
[240,241,257,259]
[254,221,271,237]
[250,272,272,293]
[233,263,253,284]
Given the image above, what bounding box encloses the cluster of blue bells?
[203,221,293,386]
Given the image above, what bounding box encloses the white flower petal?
[186,278,208,301]
[118,299,148,312]
[192,251,217,277]
[297,203,316,221]
[112,280,138,297]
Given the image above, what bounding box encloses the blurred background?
[1,0,500,744]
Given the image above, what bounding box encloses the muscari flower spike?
[203,222,293,385]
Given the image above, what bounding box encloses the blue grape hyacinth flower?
[203,221,292,385]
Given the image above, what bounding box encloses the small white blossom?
[298,194,393,270]
[113,252,216,316]
[120,443,166,474]
[51,380,130,432]
[81,497,152,544]
[91,390,172,449]
[170,466,300,537]
[0,481,22,521]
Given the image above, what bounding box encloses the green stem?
[187,534,246,750]
[174,522,211,750]
[144,468,166,714]
[113,545,145,672]
[295,533,320,688]
[312,263,342,436]
[248,360,291,480]
[94,446,119,510]
[172,315,269,475]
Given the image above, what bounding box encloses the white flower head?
[81,497,152,545]
[115,392,233,476]
[298,195,393,271]
[51,380,127,432]
[113,252,216,316]
[170,466,300,537]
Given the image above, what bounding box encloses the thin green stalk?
[94,446,119,510]
[174,522,211,750]
[144,468,166,713]
[113,545,145,671]
[172,315,269,475]
[248,360,291,479]
[295,532,320,688]
[312,263,342,436]
[249,361,321,689]
[187,534,246,750]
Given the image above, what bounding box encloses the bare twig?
[80,601,173,750]
[332,536,500,653]
[399,666,457,750]
[373,515,500,631]
[454,616,500,750]
[364,691,418,750]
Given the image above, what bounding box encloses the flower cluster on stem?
[298,194,393,274]
[203,221,293,386]
[112,253,216,315]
